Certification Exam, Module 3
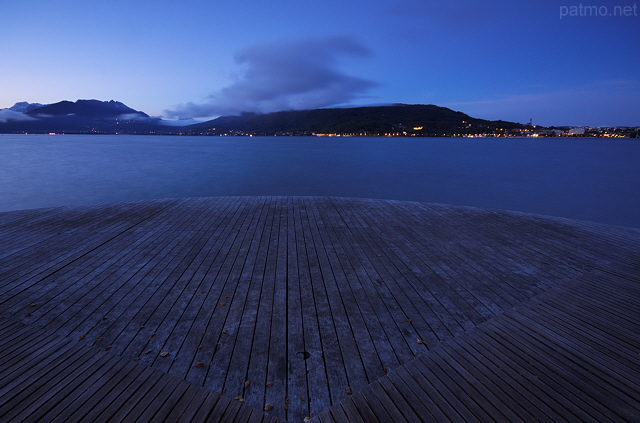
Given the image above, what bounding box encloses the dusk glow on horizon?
[2,0,639,126]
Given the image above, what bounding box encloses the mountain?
[26,99,149,119]
[0,99,160,134]
[185,104,526,136]
[0,101,528,136]
[9,102,45,113]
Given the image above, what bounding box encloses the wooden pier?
[0,197,638,422]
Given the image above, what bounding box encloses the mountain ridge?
[184,103,525,136]
[1,100,527,135]
[0,99,159,133]
[9,102,45,113]
[2,99,633,137]
[26,99,149,118]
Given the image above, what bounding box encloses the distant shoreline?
[2,132,639,139]
[3,101,638,138]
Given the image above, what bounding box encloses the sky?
[1,0,639,126]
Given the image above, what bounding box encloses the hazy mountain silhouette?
[0,100,526,135]
[0,99,159,133]
[9,102,45,113]
[26,100,149,118]
[185,104,525,136]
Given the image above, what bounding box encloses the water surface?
[1,134,638,228]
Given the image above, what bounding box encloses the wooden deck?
[314,264,640,422]
[0,196,638,422]
[0,316,284,423]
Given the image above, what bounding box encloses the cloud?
[118,113,152,121]
[166,36,378,118]
[0,109,37,123]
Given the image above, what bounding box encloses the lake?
[1,134,638,228]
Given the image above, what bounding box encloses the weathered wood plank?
[385,365,450,421]
[263,197,290,420]
[444,337,559,422]
[1,197,639,423]
[0,345,96,420]
[216,198,271,401]
[238,198,279,412]
[153,197,252,380]
[304,198,370,394]
[300,198,351,408]
[181,390,221,422]
[284,197,310,422]
[502,309,640,406]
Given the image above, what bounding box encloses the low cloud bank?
[0,109,37,123]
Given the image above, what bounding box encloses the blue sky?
[1,0,638,126]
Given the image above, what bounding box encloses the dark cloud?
[166,36,377,118]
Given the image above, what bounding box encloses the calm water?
[1,134,639,228]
